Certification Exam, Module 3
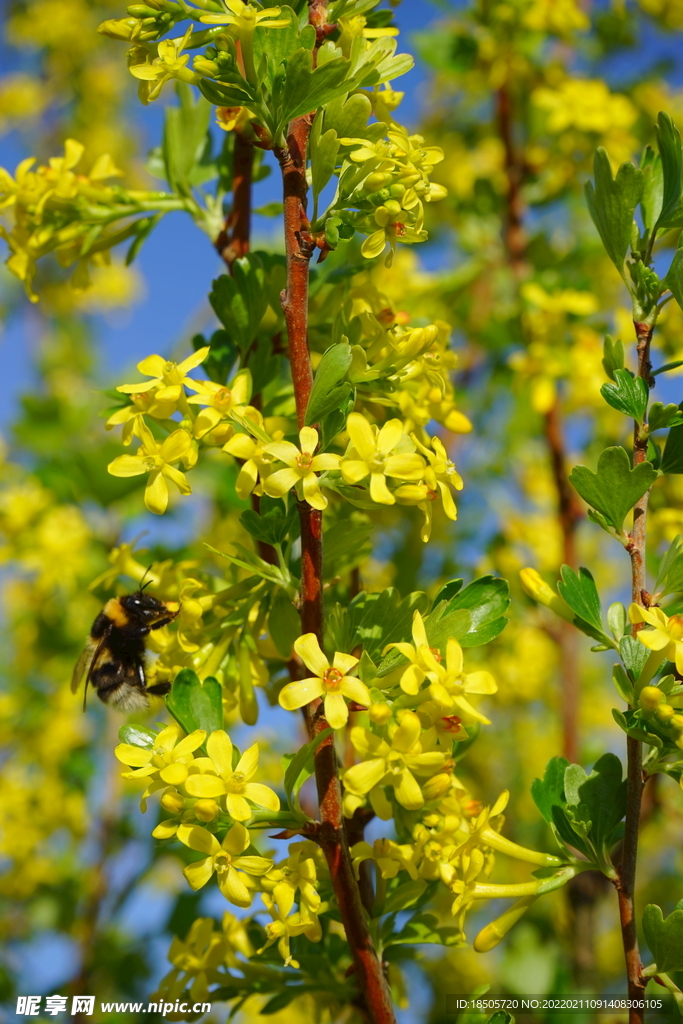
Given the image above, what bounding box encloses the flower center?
[214,851,231,874]
[226,772,245,793]
[669,614,683,640]
[441,715,462,733]
[296,452,313,470]
[214,388,232,412]
[429,647,442,662]
[324,667,343,690]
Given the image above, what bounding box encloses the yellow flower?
[116,347,210,403]
[107,420,193,515]
[263,427,341,511]
[264,841,321,916]
[198,0,290,84]
[222,427,281,499]
[259,894,322,968]
[343,710,447,812]
[278,633,370,730]
[427,638,497,725]
[106,391,177,445]
[184,730,280,821]
[411,435,463,520]
[185,369,253,439]
[351,837,420,880]
[115,724,206,785]
[629,604,683,673]
[383,609,441,695]
[340,413,425,504]
[336,14,399,55]
[128,28,199,103]
[177,822,272,907]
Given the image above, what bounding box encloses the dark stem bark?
[215,129,253,269]
[276,115,396,1024]
[615,320,653,1024]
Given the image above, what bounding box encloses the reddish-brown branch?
[614,319,654,1024]
[215,130,253,269]
[277,111,396,1023]
[496,84,526,277]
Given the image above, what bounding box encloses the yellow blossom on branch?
[128,28,199,104]
[263,427,341,511]
[184,730,280,821]
[340,413,426,504]
[107,420,193,515]
[383,609,441,695]
[278,633,370,730]
[185,369,253,439]
[177,822,272,906]
[116,347,210,403]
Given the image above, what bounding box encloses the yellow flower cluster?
[0,139,173,301]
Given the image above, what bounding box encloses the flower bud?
[98,16,138,39]
[194,799,220,822]
[161,790,185,814]
[656,703,675,722]
[369,702,392,725]
[364,171,391,192]
[519,568,574,623]
[671,714,683,731]
[421,773,451,800]
[640,685,664,711]
[384,199,402,216]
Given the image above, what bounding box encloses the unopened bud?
[657,703,675,722]
[421,773,451,800]
[369,702,392,725]
[640,686,664,711]
[671,714,683,731]
[161,790,184,814]
[364,171,391,192]
[194,798,220,821]
[519,568,574,623]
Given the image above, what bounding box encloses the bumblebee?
[72,588,179,711]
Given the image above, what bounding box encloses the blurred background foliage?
[2,0,683,1019]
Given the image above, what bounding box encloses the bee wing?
[71,641,96,693]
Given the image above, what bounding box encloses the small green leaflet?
[118,723,157,749]
[662,423,683,474]
[656,534,683,596]
[556,565,603,633]
[643,904,683,973]
[585,148,644,278]
[305,342,353,425]
[166,669,223,736]
[283,727,332,812]
[655,112,683,230]
[599,369,648,422]
[569,446,657,532]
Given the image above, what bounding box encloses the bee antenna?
[139,565,154,592]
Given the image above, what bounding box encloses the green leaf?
[385,912,464,948]
[656,112,683,229]
[600,369,648,422]
[643,904,683,973]
[557,565,603,632]
[282,50,350,124]
[209,255,268,351]
[240,496,297,546]
[252,5,313,92]
[166,669,223,736]
[162,84,212,194]
[608,601,628,641]
[648,402,683,433]
[283,728,333,811]
[268,590,301,659]
[612,707,664,746]
[383,879,428,915]
[305,342,353,425]
[323,91,373,140]
[656,534,683,596]
[602,335,625,381]
[612,663,635,703]
[323,516,373,578]
[662,423,683,473]
[569,446,657,532]
[310,112,340,214]
[333,587,430,663]
[640,145,663,232]
[564,753,626,850]
[531,756,568,825]
[192,329,238,386]
[585,148,644,277]
[665,248,683,313]
[424,575,510,650]
[118,724,157,749]
[619,634,650,680]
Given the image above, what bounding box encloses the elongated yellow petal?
[464,670,497,695]
[263,466,300,497]
[160,428,192,463]
[301,471,327,510]
[369,472,395,505]
[137,354,167,377]
[324,691,349,729]
[223,822,250,856]
[185,774,227,798]
[294,633,329,677]
[219,867,251,907]
[107,454,147,478]
[236,742,259,780]
[299,426,319,455]
[263,440,300,467]
[279,677,325,710]
[332,651,359,675]
[340,677,371,707]
[178,346,210,374]
[344,757,388,795]
[183,857,215,891]
[159,762,189,786]
[114,744,152,767]
[225,793,252,821]
[243,782,280,811]
[446,637,463,676]
[206,730,233,778]
[346,413,376,463]
[393,768,424,810]
[173,729,206,759]
[411,610,429,647]
[341,459,369,484]
[145,469,169,514]
[392,710,422,752]
[177,824,221,856]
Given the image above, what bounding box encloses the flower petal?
[225,793,253,821]
[183,857,215,891]
[108,455,147,478]
[185,774,227,798]
[223,822,250,856]
[243,783,280,811]
[279,676,325,711]
[206,730,233,779]
[218,866,251,907]
[235,743,259,780]
[340,677,371,707]
[344,758,388,796]
[299,426,319,455]
[376,419,404,454]
[145,469,169,515]
[346,413,376,463]
[294,633,329,677]
[324,691,349,729]
[177,824,221,856]
[137,354,167,377]
[393,768,424,810]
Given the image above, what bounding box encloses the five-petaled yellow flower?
[343,710,447,812]
[428,638,497,725]
[108,420,193,515]
[383,609,441,694]
[128,28,199,103]
[184,730,280,821]
[177,822,271,907]
[278,633,370,730]
[263,427,340,511]
[341,413,425,504]
[630,604,683,673]
[116,346,210,403]
[185,369,252,439]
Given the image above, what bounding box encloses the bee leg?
[150,615,177,631]
[147,681,172,696]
